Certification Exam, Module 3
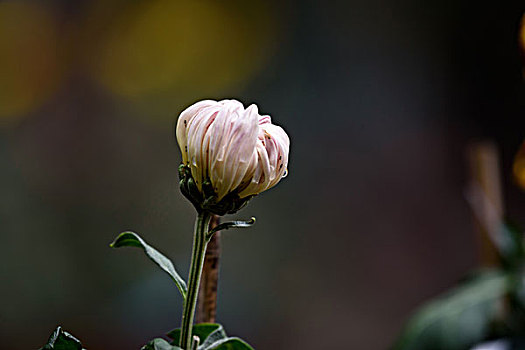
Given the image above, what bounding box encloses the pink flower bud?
[176,99,290,201]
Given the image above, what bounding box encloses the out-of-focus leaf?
[141,338,182,350]
[110,231,187,299]
[39,326,84,350]
[472,338,525,349]
[167,323,226,349]
[393,270,509,350]
[496,223,525,270]
[205,338,254,350]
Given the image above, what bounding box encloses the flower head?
[176,99,289,215]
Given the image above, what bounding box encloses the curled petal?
[176,100,216,164]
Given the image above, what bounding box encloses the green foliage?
[496,222,525,270]
[167,323,226,346]
[393,270,508,350]
[110,231,188,300]
[166,323,253,350]
[394,222,525,350]
[39,326,84,350]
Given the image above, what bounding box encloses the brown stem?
[467,141,504,266]
[196,214,221,323]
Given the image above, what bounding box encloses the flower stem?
[180,211,212,349]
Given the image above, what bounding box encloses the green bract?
[179,164,254,216]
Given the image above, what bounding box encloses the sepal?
[179,164,253,216]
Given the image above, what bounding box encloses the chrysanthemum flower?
[176,99,289,214]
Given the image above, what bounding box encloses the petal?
[238,122,290,197]
[187,105,220,190]
[212,104,258,200]
[176,100,217,164]
[261,123,290,187]
[217,105,259,199]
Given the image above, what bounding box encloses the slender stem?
[180,211,212,349]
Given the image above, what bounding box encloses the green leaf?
[393,270,509,350]
[198,328,229,349]
[141,338,182,350]
[39,326,84,350]
[167,323,226,348]
[110,231,187,299]
[496,222,525,270]
[205,338,254,350]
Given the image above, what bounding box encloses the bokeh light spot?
[90,0,277,115]
[0,1,61,123]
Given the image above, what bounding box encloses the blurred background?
[2,0,525,349]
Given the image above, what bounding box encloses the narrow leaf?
[207,217,256,239]
[111,231,187,299]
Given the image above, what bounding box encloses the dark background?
[2,0,525,349]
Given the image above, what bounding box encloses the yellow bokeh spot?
[90,0,277,110]
[0,1,61,122]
